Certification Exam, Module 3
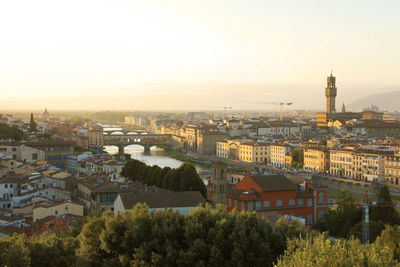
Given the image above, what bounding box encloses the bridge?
[102,130,172,155]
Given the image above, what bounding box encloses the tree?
[374,225,400,262]
[0,123,23,141]
[276,233,397,266]
[29,113,37,132]
[122,160,207,197]
[313,188,362,239]
[75,204,286,266]
[371,185,398,225]
[291,148,304,168]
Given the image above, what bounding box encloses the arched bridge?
[102,131,172,154]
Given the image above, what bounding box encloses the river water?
[104,145,210,183]
[104,145,183,168]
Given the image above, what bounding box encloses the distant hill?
[348,90,400,111]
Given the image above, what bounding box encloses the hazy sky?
[1,0,399,110]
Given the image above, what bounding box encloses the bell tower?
[211,161,227,206]
[325,72,337,114]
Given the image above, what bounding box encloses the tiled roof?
[249,175,298,192]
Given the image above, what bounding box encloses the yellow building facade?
[33,201,84,222]
[303,148,330,173]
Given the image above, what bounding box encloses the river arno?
[103,145,210,184]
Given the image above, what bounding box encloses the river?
[104,145,183,168]
[103,145,211,183]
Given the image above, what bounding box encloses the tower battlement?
[325,73,337,113]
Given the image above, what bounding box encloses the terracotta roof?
[118,191,207,210]
[249,175,298,192]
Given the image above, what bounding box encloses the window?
[234,200,238,209]
[289,199,295,205]
[10,184,13,188]
[318,210,325,219]
[4,184,7,188]
[319,193,325,203]
[256,201,261,210]
[32,153,38,160]
[298,199,303,207]
[12,147,17,152]
[241,201,245,210]
[248,202,253,211]
[276,200,282,207]
[228,199,232,207]
[55,210,58,215]
[307,215,313,224]
[308,198,312,207]
[263,201,270,207]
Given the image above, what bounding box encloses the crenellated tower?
[325,72,337,113]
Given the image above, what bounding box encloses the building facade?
[303,148,330,173]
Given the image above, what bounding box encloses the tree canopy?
[0,123,23,141]
[29,113,37,132]
[1,205,400,266]
[313,186,400,242]
[121,160,207,197]
[0,204,304,267]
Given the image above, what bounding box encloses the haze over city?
[1,0,400,110]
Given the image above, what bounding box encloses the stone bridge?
[102,130,172,155]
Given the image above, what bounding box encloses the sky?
[1,0,399,110]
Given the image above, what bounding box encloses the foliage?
[1,205,399,266]
[0,122,24,141]
[370,185,399,225]
[37,133,52,139]
[291,148,304,168]
[276,232,398,266]
[121,159,207,197]
[0,232,77,267]
[314,186,400,242]
[374,225,400,262]
[73,146,97,155]
[336,187,356,204]
[29,113,37,132]
[76,204,285,267]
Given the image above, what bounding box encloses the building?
[316,73,363,127]
[257,121,302,138]
[196,131,228,155]
[72,174,157,213]
[66,152,93,174]
[182,125,198,151]
[325,72,337,114]
[352,149,392,182]
[32,200,84,222]
[329,149,354,178]
[113,191,206,215]
[303,147,330,173]
[216,140,240,160]
[42,108,50,122]
[270,144,292,168]
[0,143,45,163]
[209,162,227,206]
[238,142,269,164]
[26,139,74,168]
[226,175,328,226]
[0,176,19,209]
[385,155,400,185]
[88,127,104,151]
[344,120,400,138]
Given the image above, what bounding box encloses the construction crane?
[274,102,293,121]
[333,190,395,244]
